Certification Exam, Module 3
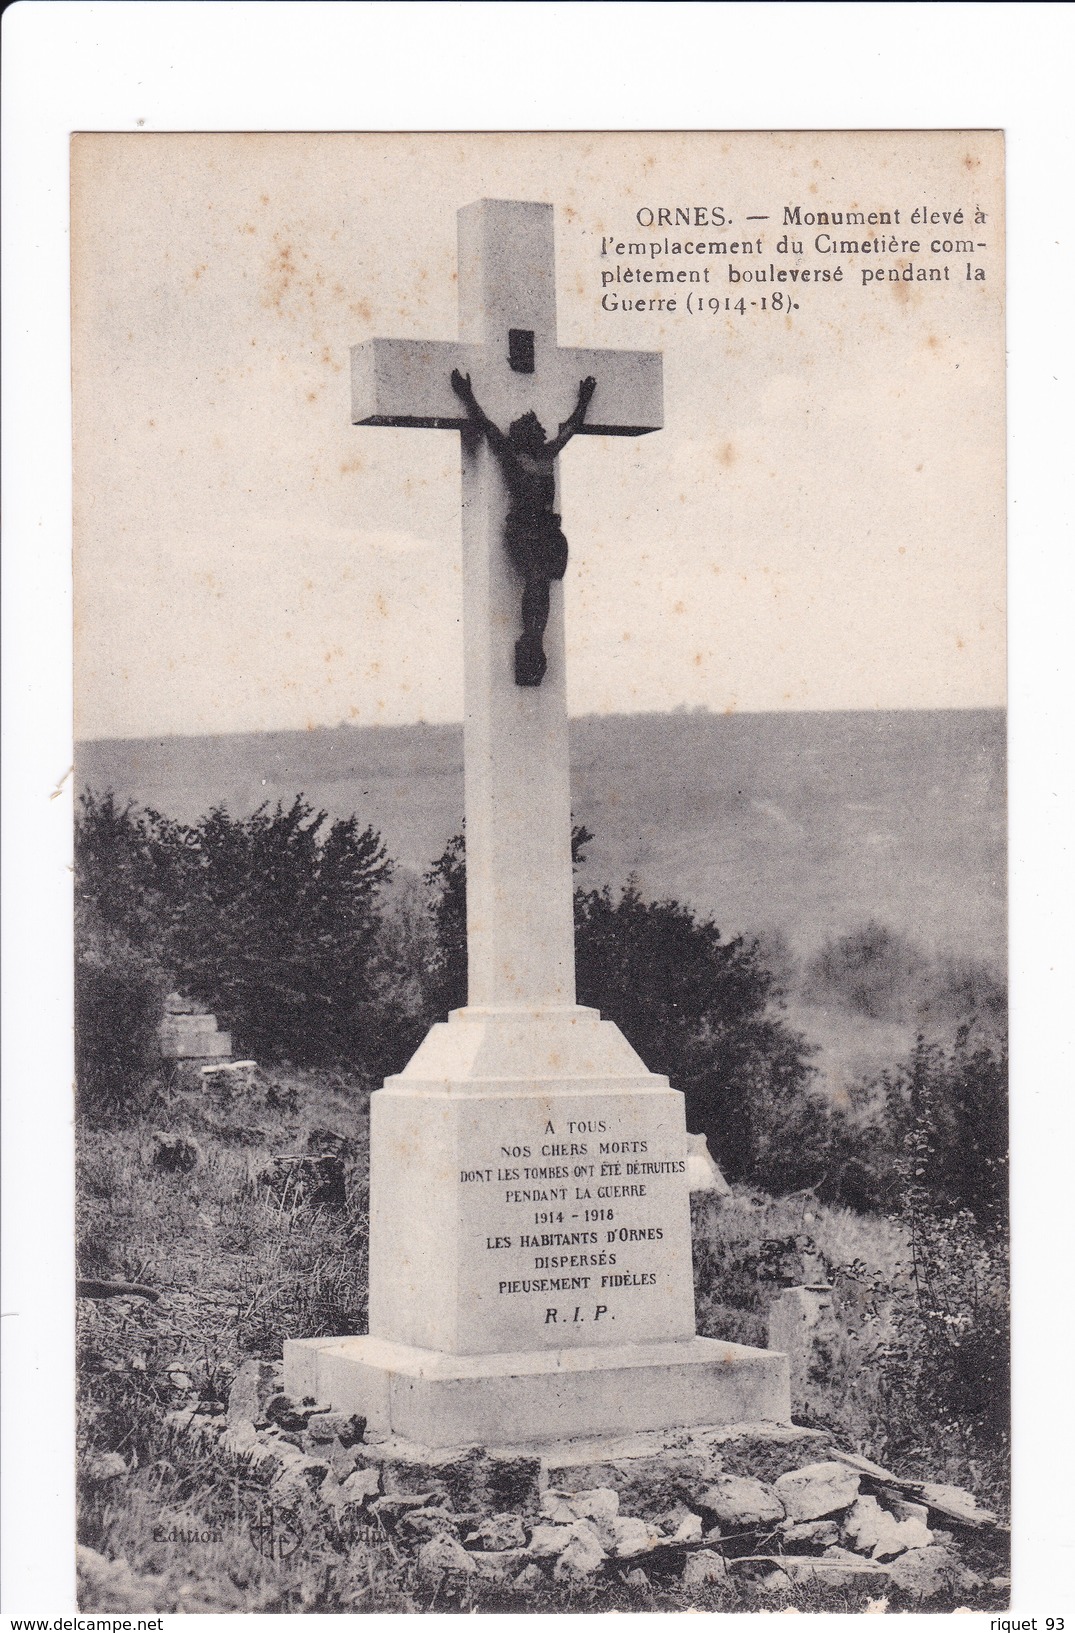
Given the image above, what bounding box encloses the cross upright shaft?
[352,199,662,1009]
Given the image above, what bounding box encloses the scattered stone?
[369,1491,437,1519]
[259,1154,347,1210]
[553,1524,606,1582]
[625,1567,650,1588]
[888,1543,973,1599]
[697,1474,785,1529]
[570,1486,620,1522]
[601,1514,660,1559]
[755,1567,793,1594]
[539,1490,578,1523]
[469,1548,528,1582]
[465,1512,527,1551]
[543,1448,712,1517]
[513,1563,546,1590]
[400,1507,461,1540]
[782,1552,892,1589]
[773,1460,861,1523]
[227,1359,279,1428]
[681,1547,729,1587]
[305,1410,365,1446]
[328,1439,361,1479]
[527,1522,578,1559]
[654,1500,701,1536]
[339,1465,382,1505]
[265,1393,323,1431]
[877,1489,930,1524]
[416,1532,477,1581]
[826,1446,902,1484]
[164,1408,197,1434]
[839,1495,932,1561]
[918,1483,999,1530]
[85,1451,127,1481]
[782,1518,840,1548]
[150,1132,201,1172]
[283,1454,332,1495]
[376,1444,541,1513]
[667,1510,704,1545]
[315,1471,349,1511]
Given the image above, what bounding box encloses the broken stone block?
[773,1460,860,1523]
[568,1486,619,1522]
[697,1474,785,1529]
[417,1533,476,1581]
[305,1410,365,1445]
[226,1359,279,1427]
[667,1510,704,1544]
[513,1563,546,1590]
[539,1490,578,1523]
[150,1132,201,1172]
[918,1483,999,1530]
[767,1285,840,1415]
[681,1547,729,1587]
[842,1494,933,1560]
[399,1507,460,1540]
[601,1514,660,1559]
[527,1523,578,1559]
[781,1518,840,1548]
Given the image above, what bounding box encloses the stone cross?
[284,200,789,1448]
[351,199,662,1011]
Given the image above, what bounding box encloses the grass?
[77,1061,1008,1612]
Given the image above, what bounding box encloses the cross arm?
[351,337,483,429]
[552,346,663,438]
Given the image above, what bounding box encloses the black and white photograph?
[65,127,1009,1612]
[6,8,1073,1621]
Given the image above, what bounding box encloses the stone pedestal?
[283,1004,791,1446]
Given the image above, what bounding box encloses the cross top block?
[351,199,663,439]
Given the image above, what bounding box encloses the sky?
[72,129,1006,739]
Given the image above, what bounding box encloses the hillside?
[76,708,1005,969]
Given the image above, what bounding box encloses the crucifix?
[286,199,788,1437]
[351,199,663,1012]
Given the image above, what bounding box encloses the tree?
[423,829,822,1194]
[574,881,823,1192]
[73,790,397,1075]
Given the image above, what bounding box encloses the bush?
[74,921,168,1120]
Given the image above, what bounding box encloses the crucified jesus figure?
[451,368,597,686]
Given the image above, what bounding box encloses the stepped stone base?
[283,1333,790,1449]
